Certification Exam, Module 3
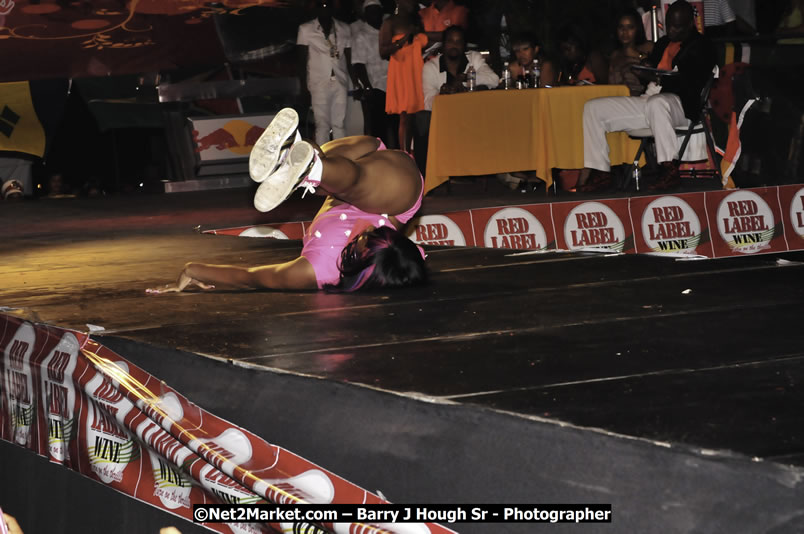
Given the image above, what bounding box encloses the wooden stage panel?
[3,188,804,533]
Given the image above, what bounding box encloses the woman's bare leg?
[320,135,380,160]
[404,113,414,154]
[314,145,421,215]
[399,111,410,153]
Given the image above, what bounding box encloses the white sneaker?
[253,141,323,213]
[249,108,300,183]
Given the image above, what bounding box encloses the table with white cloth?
[424,85,642,193]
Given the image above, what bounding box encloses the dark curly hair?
[324,225,428,292]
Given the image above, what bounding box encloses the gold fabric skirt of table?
[424,85,642,193]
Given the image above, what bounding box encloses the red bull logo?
[193,119,265,155]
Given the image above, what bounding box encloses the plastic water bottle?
[467,65,476,91]
[531,59,541,88]
[632,160,641,191]
[502,62,512,90]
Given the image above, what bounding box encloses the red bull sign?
[190,114,275,162]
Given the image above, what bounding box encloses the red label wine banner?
[208,186,804,259]
[0,313,457,534]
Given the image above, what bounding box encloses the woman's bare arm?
[147,257,318,294]
[379,20,399,60]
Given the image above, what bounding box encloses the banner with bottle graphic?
[0,314,458,534]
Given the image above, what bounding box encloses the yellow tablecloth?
[424,85,642,193]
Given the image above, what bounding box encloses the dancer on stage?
[147,108,426,293]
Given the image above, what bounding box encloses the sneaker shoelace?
[299,180,317,199]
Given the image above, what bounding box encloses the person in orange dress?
[419,0,469,42]
[379,0,430,154]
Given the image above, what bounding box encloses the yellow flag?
[0,82,46,157]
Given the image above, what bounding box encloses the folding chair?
[623,66,722,191]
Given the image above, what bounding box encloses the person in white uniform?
[297,0,355,145]
[416,24,499,172]
[352,0,393,145]
[421,25,500,111]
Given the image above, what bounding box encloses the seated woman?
[497,32,554,192]
[555,23,608,85]
[505,31,556,87]
[551,24,608,192]
[608,9,654,96]
[147,108,427,294]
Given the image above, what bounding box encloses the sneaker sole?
[253,142,315,213]
[249,108,299,183]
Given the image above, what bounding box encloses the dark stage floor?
[4,181,804,532]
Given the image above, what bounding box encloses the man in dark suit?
[581,0,716,191]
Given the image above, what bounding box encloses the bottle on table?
[467,65,476,91]
[531,58,541,88]
[502,62,512,90]
[516,70,526,89]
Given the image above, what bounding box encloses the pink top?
[301,143,424,288]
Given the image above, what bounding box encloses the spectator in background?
[420,0,469,44]
[380,0,430,154]
[412,0,469,171]
[555,23,609,85]
[345,3,367,137]
[608,9,654,96]
[581,0,716,192]
[506,32,556,87]
[47,171,74,198]
[422,25,499,110]
[297,0,356,145]
[703,0,738,37]
[419,25,499,177]
[352,0,394,146]
[499,32,555,191]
